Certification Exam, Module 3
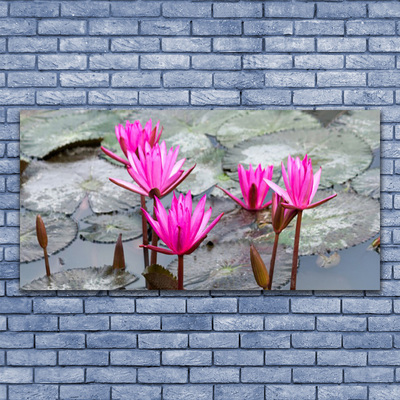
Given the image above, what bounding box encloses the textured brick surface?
[0,1,394,398]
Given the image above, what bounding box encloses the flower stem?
[151,197,158,266]
[178,254,184,290]
[290,210,303,290]
[43,247,51,277]
[140,195,149,269]
[268,232,280,290]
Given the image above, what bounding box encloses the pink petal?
[216,185,248,209]
[309,167,322,203]
[140,244,175,255]
[100,146,129,166]
[109,178,148,196]
[263,178,291,204]
[306,193,337,210]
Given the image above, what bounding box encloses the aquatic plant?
[265,155,337,290]
[140,191,223,290]
[217,163,274,211]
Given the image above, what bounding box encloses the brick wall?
[0,1,397,399]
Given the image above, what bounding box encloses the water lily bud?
[36,215,48,249]
[113,234,125,270]
[250,244,269,290]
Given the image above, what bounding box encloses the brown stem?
[43,247,51,277]
[150,197,158,266]
[140,195,149,269]
[268,232,280,290]
[290,210,303,290]
[178,254,184,290]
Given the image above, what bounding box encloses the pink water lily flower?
[264,155,337,211]
[141,191,224,256]
[217,163,274,211]
[101,119,162,166]
[109,141,195,198]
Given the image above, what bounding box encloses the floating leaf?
[351,168,380,199]
[20,211,78,263]
[20,109,129,159]
[222,128,372,188]
[167,241,292,290]
[79,213,143,243]
[142,264,178,290]
[274,191,380,256]
[21,265,138,291]
[334,110,380,151]
[305,110,347,127]
[216,110,321,148]
[21,148,141,215]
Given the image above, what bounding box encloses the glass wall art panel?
[19,109,380,291]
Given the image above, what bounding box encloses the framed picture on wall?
[19,109,380,291]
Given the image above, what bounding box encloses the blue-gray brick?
[111,38,160,52]
[38,54,87,70]
[265,350,315,365]
[0,19,36,36]
[87,332,137,349]
[265,315,315,331]
[86,367,136,383]
[241,332,290,349]
[89,19,138,35]
[59,350,109,366]
[162,350,211,366]
[214,350,263,366]
[110,350,159,366]
[343,299,391,314]
[111,315,160,330]
[141,55,189,70]
[37,90,86,105]
[9,37,57,53]
[163,2,210,18]
[318,71,366,87]
[266,71,315,88]
[163,71,211,88]
[240,296,289,313]
[139,333,187,349]
[214,38,262,53]
[214,315,263,331]
[190,367,238,383]
[35,367,84,383]
[140,20,189,36]
[112,385,161,400]
[192,55,241,70]
[162,38,210,53]
[60,384,110,400]
[347,20,395,36]
[242,89,291,105]
[243,54,292,70]
[162,315,211,331]
[85,298,135,313]
[193,20,241,36]
[90,54,138,70]
[8,72,56,88]
[369,350,400,366]
[242,367,292,383]
[317,316,366,331]
[343,333,392,349]
[8,315,57,331]
[369,2,400,18]
[34,298,83,314]
[191,90,240,106]
[39,19,86,35]
[215,385,265,400]
[295,20,344,36]
[318,350,366,366]
[7,349,56,366]
[294,89,342,105]
[140,90,188,106]
[0,333,33,348]
[265,37,314,52]
[318,385,367,400]
[344,89,393,105]
[346,55,395,69]
[112,71,160,88]
[292,332,341,349]
[10,2,59,17]
[89,90,138,105]
[187,298,237,313]
[265,385,316,400]
[60,315,109,331]
[62,2,110,17]
[265,2,314,18]
[60,38,108,53]
[318,38,366,53]
[163,385,212,400]
[60,72,109,88]
[294,367,342,383]
[138,367,187,383]
[295,55,344,69]
[0,55,35,70]
[244,21,292,36]
[112,2,160,17]
[317,3,366,18]
[0,367,32,383]
[345,367,394,383]
[214,3,261,18]
[9,385,58,400]
[189,332,238,348]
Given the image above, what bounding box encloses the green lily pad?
[215,110,321,148]
[21,148,141,215]
[142,264,178,290]
[222,128,372,188]
[79,212,143,243]
[351,168,380,200]
[21,265,138,290]
[306,110,347,127]
[20,210,78,263]
[167,240,292,290]
[334,110,380,151]
[273,190,380,256]
[20,109,130,159]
